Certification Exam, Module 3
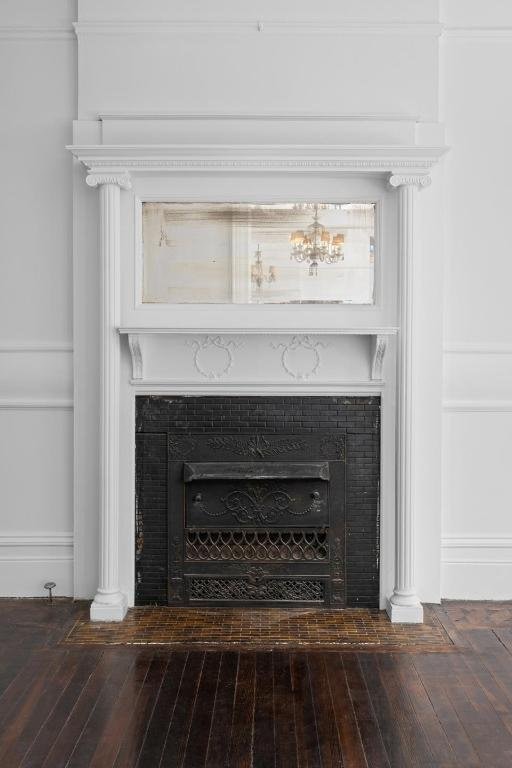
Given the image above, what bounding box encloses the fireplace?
[135,395,380,608]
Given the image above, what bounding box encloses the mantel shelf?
[118,327,398,336]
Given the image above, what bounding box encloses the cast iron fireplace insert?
[135,396,380,608]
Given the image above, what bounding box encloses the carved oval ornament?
[272,335,326,380]
[188,335,241,380]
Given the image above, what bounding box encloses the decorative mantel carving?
[85,172,132,190]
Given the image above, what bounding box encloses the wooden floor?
[1,602,512,767]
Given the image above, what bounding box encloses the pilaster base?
[90,592,128,622]
[386,597,424,624]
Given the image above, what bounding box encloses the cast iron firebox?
[135,396,380,608]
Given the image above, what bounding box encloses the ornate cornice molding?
[85,172,132,190]
[388,173,431,188]
[68,145,447,176]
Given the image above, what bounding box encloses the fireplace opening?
[135,396,380,608]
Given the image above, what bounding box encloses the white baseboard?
[441,536,512,599]
[0,532,73,597]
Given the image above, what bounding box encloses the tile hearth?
[64,607,452,651]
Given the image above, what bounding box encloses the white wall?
[441,0,512,597]
[0,0,76,595]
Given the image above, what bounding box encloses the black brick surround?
[135,395,380,608]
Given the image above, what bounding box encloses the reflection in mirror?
[142,202,375,304]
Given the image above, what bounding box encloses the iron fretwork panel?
[185,529,329,562]
[167,432,345,607]
[188,574,326,603]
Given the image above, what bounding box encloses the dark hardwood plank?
[66,650,135,767]
[226,653,256,768]
[323,653,367,768]
[159,652,205,767]
[376,654,435,767]
[0,650,69,766]
[359,654,412,768]
[136,651,188,768]
[306,653,343,768]
[40,649,129,768]
[392,653,458,767]
[253,653,276,768]
[204,652,239,767]
[88,652,153,768]
[182,652,222,768]
[20,651,101,768]
[273,652,298,768]
[412,653,481,768]
[342,653,390,768]
[291,653,321,768]
[113,654,169,768]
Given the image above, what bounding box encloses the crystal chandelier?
[251,245,276,288]
[290,204,345,276]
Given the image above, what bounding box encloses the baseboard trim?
[0,532,74,596]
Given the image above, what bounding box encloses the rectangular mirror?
[142,202,375,304]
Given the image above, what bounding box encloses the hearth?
[135,395,380,608]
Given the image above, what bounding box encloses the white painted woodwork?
[86,174,131,621]
[386,176,426,623]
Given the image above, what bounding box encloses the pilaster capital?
[85,171,132,190]
[388,173,431,189]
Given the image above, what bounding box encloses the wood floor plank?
[392,654,458,767]
[342,654,390,768]
[204,652,239,767]
[65,650,136,768]
[253,653,276,768]
[113,655,169,768]
[20,651,101,768]
[159,652,205,768]
[412,653,481,768]
[306,653,343,768]
[182,652,222,768]
[226,653,256,768]
[359,654,412,768]
[273,652,298,768]
[88,652,153,768]
[136,651,188,768]
[376,654,436,767]
[323,653,367,768]
[40,649,128,768]
[291,653,322,768]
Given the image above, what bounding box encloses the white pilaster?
[86,171,131,620]
[387,173,430,623]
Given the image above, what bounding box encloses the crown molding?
[68,144,447,174]
[74,20,443,38]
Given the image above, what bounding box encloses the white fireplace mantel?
[68,115,447,623]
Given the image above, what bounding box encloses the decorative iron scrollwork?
[168,436,197,458]
[188,576,324,602]
[206,434,307,459]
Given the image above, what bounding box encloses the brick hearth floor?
[64,606,453,651]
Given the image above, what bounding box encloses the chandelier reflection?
[251,245,276,289]
[290,204,345,276]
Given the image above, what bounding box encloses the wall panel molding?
[0,399,73,410]
[0,531,73,597]
[443,400,512,413]
[0,343,73,353]
[0,26,74,41]
[444,343,512,355]
[74,20,443,38]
